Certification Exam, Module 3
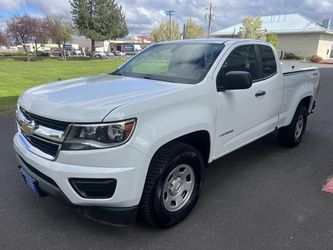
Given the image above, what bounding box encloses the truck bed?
[281,61,318,75]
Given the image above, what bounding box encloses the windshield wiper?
[111,70,123,76]
[141,74,179,83]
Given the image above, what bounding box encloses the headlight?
[62,119,136,150]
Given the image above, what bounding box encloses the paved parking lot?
[1,67,333,250]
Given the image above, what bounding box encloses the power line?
[205,3,216,38]
[165,10,175,40]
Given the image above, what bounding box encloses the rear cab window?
[257,45,277,78]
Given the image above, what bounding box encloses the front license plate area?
[20,168,42,196]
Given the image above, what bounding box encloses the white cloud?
[0,0,333,35]
[0,0,25,10]
[0,17,6,31]
[26,0,71,17]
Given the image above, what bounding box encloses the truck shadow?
[205,132,282,191]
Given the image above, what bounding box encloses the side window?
[258,45,277,78]
[221,45,259,81]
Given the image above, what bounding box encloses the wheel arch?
[170,130,211,166]
[281,94,314,128]
[150,130,212,167]
[298,96,313,113]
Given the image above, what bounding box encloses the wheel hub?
[169,177,184,195]
[162,164,195,212]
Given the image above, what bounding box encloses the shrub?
[0,51,27,57]
[283,52,304,60]
[307,55,322,63]
[35,51,49,57]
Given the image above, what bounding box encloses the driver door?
[214,44,279,158]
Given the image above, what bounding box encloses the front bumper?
[14,132,149,225]
[17,154,138,225]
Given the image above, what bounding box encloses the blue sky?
[0,6,40,18]
[0,0,333,35]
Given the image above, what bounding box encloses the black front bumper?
[15,154,138,226]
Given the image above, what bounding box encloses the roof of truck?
[159,38,270,45]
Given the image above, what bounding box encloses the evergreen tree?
[70,0,128,53]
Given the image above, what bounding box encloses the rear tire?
[278,105,308,147]
[140,142,204,228]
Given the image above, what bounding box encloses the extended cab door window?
[257,45,277,78]
[219,45,260,82]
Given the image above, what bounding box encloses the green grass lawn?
[0,58,124,112]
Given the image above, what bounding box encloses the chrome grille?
[21,130,60,158]
[20,107,71,131]
[17,107,70,160]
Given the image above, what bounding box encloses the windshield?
[113,43,225,84]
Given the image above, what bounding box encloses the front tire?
[278,105,308,147]
[140,142,205,228]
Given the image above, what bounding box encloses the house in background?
[72,35,151,54]
[211,13,333,59]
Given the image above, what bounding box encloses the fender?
[104,80,217,166]
[279,70,318,128]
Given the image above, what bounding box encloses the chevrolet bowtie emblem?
[21,120,38,135]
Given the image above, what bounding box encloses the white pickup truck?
[14,39,320,228]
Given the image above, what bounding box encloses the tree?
[32,17,49,55]
[7,15,37,61]
[185,17,204,39]
[151,20,181,42]
[266,32,279,49]
[70,0,128,54]
[47,17,73,60]
[0,31,9,46]
[239,16,266,40]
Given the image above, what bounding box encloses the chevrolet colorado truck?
[14,39,320,228]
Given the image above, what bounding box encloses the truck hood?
[19,74,186,122]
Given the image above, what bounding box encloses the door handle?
[255,90,266,97]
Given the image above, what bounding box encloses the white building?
[211,13,333,59]
[72,36,151,53]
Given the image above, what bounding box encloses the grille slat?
[22,132,60,157]
[18,107,70,159]
[20,107,71,131]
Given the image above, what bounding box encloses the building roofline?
[212,13,333,36]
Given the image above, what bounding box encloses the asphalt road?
[1,68,333,250]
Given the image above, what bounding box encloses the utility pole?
[165,10,175,40]
[182,23,186,39]
[205,3,215,38]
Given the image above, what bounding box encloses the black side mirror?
[217,71,253,91]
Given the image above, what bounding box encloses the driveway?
[1,68,333,250]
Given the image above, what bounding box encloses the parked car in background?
[106,52,115,57]
[14,39,320,228]
[94,52,107,58]
[73,50,82,56]
[114,50,126,56]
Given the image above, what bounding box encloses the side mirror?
[217,71,253,91]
